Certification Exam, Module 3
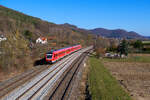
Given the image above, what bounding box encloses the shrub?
[117,39,129,56]
[23,30,33,41]
[95,48,106,58]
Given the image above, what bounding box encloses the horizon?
[0,0,150,36]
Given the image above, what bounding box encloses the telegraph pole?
[94,35,98,50]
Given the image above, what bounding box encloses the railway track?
[0,46,92,100]
[0,50,75,99]
[0,64,50,98]
[48,51,88,100]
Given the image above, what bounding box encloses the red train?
[45,45,82,63]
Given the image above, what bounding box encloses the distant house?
[0,35,7,42]
[36,37,47,44]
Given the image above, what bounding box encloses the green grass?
[103,56,150,63]
[88,56,131,100]
[142,41,150,44]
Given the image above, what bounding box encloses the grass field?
[103,54,150,63]
[88,56,131,100]
[142,41,150,44]
[103,54,150,100]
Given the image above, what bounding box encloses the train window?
[47,54,52,59]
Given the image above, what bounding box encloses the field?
[103,54,150,100]
[88,56,131,100]
[103,54,150,63]
[142,41,150,44]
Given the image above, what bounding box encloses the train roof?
[53,45,81,53]
[46,45,81,54]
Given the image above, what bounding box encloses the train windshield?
[46,54,53,59]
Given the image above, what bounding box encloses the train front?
[45,51,53,63]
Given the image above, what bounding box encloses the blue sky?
[0,0,150,36]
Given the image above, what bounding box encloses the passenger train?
[45,45,82,63]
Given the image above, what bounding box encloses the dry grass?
[103,61,150,100]
[79,59,90,100]
[0,68,23,82]
[88,56,131,100]
[129,53,150,57]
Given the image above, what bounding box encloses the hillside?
[0,5,138,80]
[90,28,145,39]
[146,36,150,39]
[0,5,95,76]
[0,5,94,45]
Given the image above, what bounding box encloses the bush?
[23,30,33,41]
[95,48,106,58]
[133,40,143,49]
[117,39,129,56]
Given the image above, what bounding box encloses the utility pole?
[94,35,99,50]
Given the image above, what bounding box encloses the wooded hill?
[0,5,126,74]
[90,28,146,39]
[0,5,96,73]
